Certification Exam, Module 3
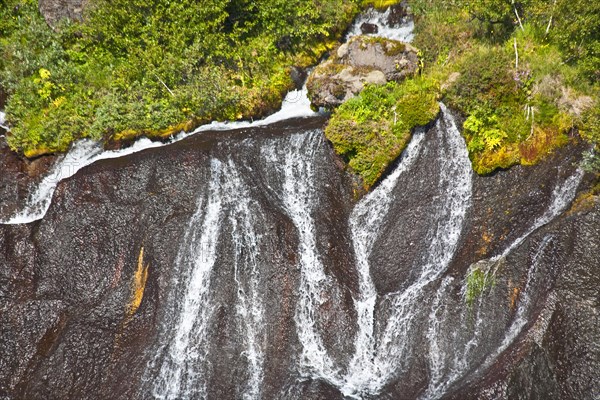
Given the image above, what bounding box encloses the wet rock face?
[306,36,419,108]
[444,200,600,400]
[0,114,599,399]
[0,117,358,399]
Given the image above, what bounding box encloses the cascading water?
[417,159,584,400]
[150,159,225,400]
[0,88,317,225]
[1,4,591,398]
[148,154,275,400]
[346,5,414,42]
[275,133,341,380]
[0,111,7,130]
[332,104,473,398]
[228,166,267,400]
[495,168,583,260]
[142,98,584,399]
[342,127,426,395]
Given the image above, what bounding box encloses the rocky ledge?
[307,35,419,109]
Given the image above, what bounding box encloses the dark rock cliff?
[0,115,598,399]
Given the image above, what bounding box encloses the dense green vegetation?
[326,77,439,187]
[326,0,600,185]
[0,0,362,156]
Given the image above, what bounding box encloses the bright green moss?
[325,76,439,188]
[465,266,495,307]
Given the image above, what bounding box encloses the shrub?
[0,0,363,156]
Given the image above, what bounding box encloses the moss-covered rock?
[325,76,439,189]
[307,35,420,109]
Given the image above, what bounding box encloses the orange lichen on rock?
[127,247,149,317]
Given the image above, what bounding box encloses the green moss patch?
[410,0,600,175]
[465,265,496,307]
[325,76,439,188]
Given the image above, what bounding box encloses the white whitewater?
[151,157,268,400]
[228,159,266,400]
[425,276,456,397]
[275,132,341,381]
[152,159,225,400]
[496,235,554,353]
[0,88,317,225]
[340,128,426,395]
[361,104,472,394]
[1,138,162,224]
[0,111,7,130]
[346,6,414,42]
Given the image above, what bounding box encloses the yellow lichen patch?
[567,192,598,216]
[127,246,149,317]
[362,0,401,9]
[476,230,494,256]
[509,285,520,311]
[24,146,53,158]
[150,119,198,139]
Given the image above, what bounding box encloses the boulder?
[360,22,379,34]
[307,36,419,109]
[387,1,411,26]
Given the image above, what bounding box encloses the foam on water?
[346,6,414,42]
[0,111,7,130]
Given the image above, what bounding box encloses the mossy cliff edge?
[319,0,600,190]
[0,0,368,157]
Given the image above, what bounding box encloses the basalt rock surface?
[0,114,598,400]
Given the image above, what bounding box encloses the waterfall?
[346,6,415,42]
[151,159,225,399]
[341,128,426,394]
[261,132,343,382]
[148,154,273,400]
[366,104,473,393]
[334,104,473,398]
[0,138,162,224]
[228,159,267,400]
[495,235,554,353]
[0,88,317,225]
